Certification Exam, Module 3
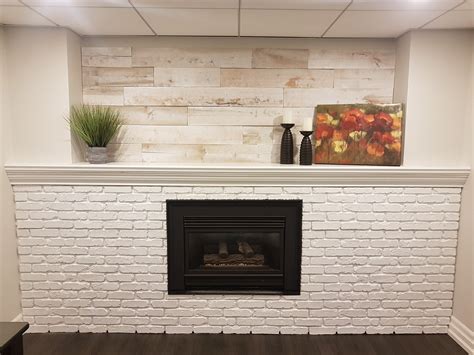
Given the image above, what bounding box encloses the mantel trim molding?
[4,164,470,187]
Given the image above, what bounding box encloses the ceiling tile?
[240,9,341,37]
[456,0,474,9]
[0,5,56,25]
[0,0,22,4]
[131,0,238,8]
[241,0,350,10]
[325,10,444,37]
[424,9,474,28]
[33,7,153,35]
[349,0,464,11]
[138,8,238,35]
[23,0,131,6]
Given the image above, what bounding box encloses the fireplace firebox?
[167,200,302,294]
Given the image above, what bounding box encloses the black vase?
[280,123,295,164]
[299,131,314,165]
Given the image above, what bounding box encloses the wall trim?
[5,164,470,187]
[449,316,474,355]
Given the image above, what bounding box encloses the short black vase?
[299,131,314,165]
[280,123,295,164]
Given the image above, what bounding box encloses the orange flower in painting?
[315,123,334,140]
[381,132,395,144]
[341,120,358,131]
[375,112,393,125]
[367,141,385,157]
[344,108,364,120]
[340,108,363,131]
[332,130,348,141]
[317,113,329,123]
[372,117,392,132]
[363,114,375,124]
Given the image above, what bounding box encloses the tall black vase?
[299,131,314,165]
[280,123,295,164]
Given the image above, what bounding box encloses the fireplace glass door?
[186,231,282,273]
[167,200,302,294]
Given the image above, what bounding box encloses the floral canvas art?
[314,104,403,166]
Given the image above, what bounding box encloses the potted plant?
[67,105,123,164]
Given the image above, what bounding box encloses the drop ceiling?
[0,0,472,37]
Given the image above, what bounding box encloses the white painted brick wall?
[13,185,461,334]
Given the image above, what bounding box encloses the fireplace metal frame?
[167,200,302,295]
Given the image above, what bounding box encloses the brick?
[13,185,459,334]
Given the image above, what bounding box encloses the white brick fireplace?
[6,165,469,334]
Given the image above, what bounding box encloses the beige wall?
[3,27,82,164]
[395,30,472,168]
[1,26,82,320]
[452,32,474,332]
[394,29,473,331]
[0,26,21,321]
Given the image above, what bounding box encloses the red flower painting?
[313,104,403,166]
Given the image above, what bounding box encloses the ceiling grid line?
[238,0,241,36]
[419,0,468,28]
[321,0,353,38]
[128,0,157,35]
[16,0,59,26]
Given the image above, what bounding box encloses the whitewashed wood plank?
[188,107,314,127]
[143,144,259,164]
[83,67,154,87]
[221,68,334,88]
[142,143,274,164]
[283,88,393,107]
[82,47,131,56]
[142,144,205,163]
[282,108,315,128]
[243,126,283,145]
[83,87,124,106]
[142,153,204,163]
[123,87,283,106]
[154,68,220,87]
[132,48,252,68]
[204,144,274,163]
[308,49,396,69]
[108,143,142,162]
[334,69,395,89]
[121,125,243,144]
[188,107,282,126]
[82,55,132,68]
[252,48,309,68]
[116,106,188,126]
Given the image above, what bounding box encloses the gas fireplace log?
[249,244,263,254]
[204,242,262,255]
[237,241,255,257]
[203,253,264,266]
[218,241,229,258]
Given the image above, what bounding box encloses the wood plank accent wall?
[82,46,395,163]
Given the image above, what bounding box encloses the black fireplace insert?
[167,200,302,294]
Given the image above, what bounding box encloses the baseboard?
[11,313,23,322]
[449,316,474,355]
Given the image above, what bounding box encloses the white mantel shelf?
[4,163,470,187]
